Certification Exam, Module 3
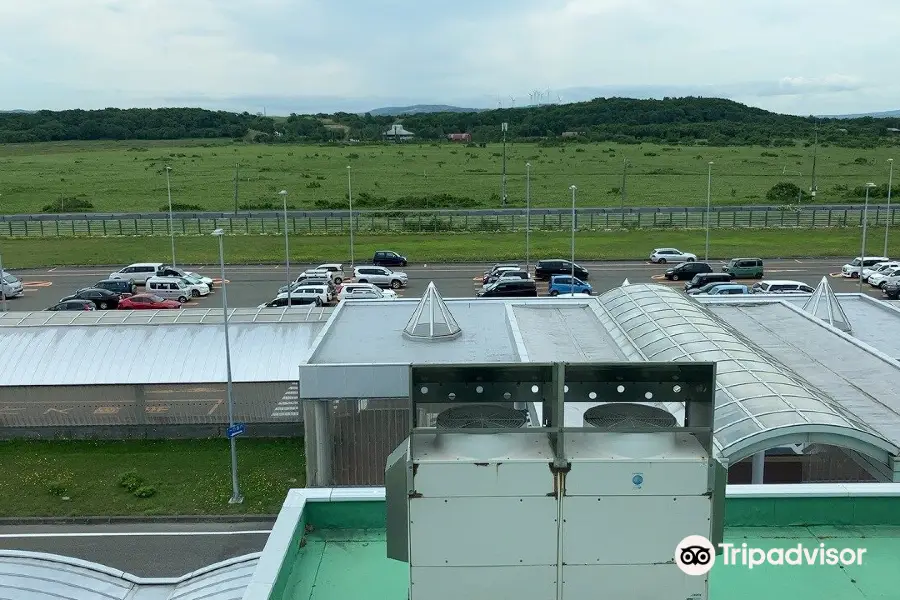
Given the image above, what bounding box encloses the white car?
[181,275,210,297]
[0,270,24,298]
[314,264,346,284]
[157,265,214,288]
[553,292,593,298]
[338,283,397,301]
[842,256,890,278]
[289,284,330,305]
[353,266,408,289]
[862,261,900,282]
[869,267,900,289]
[649,248,697,264]
[750,280,815,294]
[109,262,164,284]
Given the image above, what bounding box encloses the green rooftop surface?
[279,526,900,600]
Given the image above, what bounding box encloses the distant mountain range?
[821,109,900,119]
[367,104,488,116]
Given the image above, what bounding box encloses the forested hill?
[2,98,898,147]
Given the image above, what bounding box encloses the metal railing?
[0,204,896,237]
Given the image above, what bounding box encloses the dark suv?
[372,251,407,267]
[477,279,538,298]
[91,278,137,296]
[61,288,122,310]
[684,272,734,292]
[664,261,712,281]
[535,260,589,281]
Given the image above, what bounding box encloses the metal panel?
[298,364,409,399]
[561,495,712,565]
[710,459,727,553]
[563,565,707,600]
[410,566,557,600]
[385,439,411,563]
[409,363,555,410]
[408,496,558,566]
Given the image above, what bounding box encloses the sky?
[1,0,897,116]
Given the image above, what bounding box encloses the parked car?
[476,279,538,298]
[548,275,592,296]
[91,278,137,296]
[354,266,408,289]
[842,256,890,278]
[697,284,750,296]
[484,263,519,277]
[684,272,734,292]
[314,264,346,284]
[883,279,900,300]
[686,281,735,296]
[339,283,397,301]
[484,269,529,286]
[534,260,589,281]
[649,248,696,264]
[145,276,191,303]
[553,292,593,298]
[181,274,210,297]
[109,263,164,284]
[722,258,764,279]
[750,280,815,294]
[664,261,712,281]
[0,270,24,299]
[868,267,900,289]
[372,250,407,267]
[118,294,182,309]
[62,288,121,310]
[156,265,214,288]
[45,299,96,311]
[280,277,337,301]
[258,294,323,308]
[862,262,900,283]
[288,285,330,305]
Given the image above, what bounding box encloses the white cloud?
[0,0,898,115]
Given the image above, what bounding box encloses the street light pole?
[861,183,876,294]
[570,185,577,294]
[705,161,714,261]
[621,158,628,225]
[347,166,355,268]
[0,249,7,313]
[165,166,176,269]
[212,228,242,505]
[885,159,894,258]
[525,162,531,274]
[279,190,291,308]
[501,122,508,206]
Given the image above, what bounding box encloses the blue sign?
[632,474,644,486]
[226,423,246,439]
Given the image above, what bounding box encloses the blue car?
[548,275,592,296]
[703,284,749,296]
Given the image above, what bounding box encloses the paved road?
[0,258,893,312]
[0,521,273,577]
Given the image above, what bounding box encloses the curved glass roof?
[597,284,897,464]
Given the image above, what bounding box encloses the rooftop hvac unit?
[386,363,724,600]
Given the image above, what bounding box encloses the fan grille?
[584,403,676,430]
[436,404,526,429]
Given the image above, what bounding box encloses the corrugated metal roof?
[0,551,257,600]
[0,321,325,385]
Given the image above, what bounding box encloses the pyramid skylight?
[802,276,852,333]
[403,282,462,340]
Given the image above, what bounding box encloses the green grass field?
[0,439,304,517]
[0,139,895,214]
[1,228,896,268]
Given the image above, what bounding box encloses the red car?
[118,294,182,310]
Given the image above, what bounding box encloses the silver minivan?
[145,276,191,303]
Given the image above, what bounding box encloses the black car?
[372,250,407,267]
[884,279,900,300]
[664,261,712,281]
[484,270,530,286]
[46,299,96,311]
[477,279,538,298]
[534,260,589,281]
[261,296,323,308]
[89,278,136,296]
[683,272,734,292]
[61,288,121,310]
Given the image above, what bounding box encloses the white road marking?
[47,267,56,272]
[0,530,272,539]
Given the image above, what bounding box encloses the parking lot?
[0,258,894,312]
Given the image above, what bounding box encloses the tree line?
[2,97,899,147]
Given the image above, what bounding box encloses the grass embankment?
[0,139,893,212]
[0,439,304,517]
[2,228,898,268]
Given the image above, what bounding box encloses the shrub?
[766,181,804,203]
[160,203,204,212]
[119,470,144,493]
[643,152,658,157]
[760,151,779,158]
[306,181,322,189]
[42,197,94,213]
[134,486,157,499]
[346,153,360,160]
[47,481,67,496]
[854,157,869,165]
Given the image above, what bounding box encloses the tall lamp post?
[165,166,176,268]
[279,190,291,308]
[347,166,355,268]
[885,159,894,258]
[501,122,508,206]
[569,185,577,293]
[525,162,532,274]
[0,249,7,313]
[212,228,242,505]
[704,161,714,261]
[860,183,876,294]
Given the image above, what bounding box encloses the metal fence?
[0,204,897,237]
[0,381,302,439]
